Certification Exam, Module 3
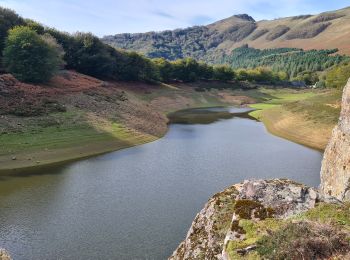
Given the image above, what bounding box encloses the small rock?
[11,156,16,160]
[237,245,257,256]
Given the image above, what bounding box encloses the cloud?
[152,10,175,19]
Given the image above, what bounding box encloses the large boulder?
[169,179,337,260]
[321,78,350,201]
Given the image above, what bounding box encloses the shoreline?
[0,103,231,173]
[250,107,332,151]
[0,133,160,174]
[1,85,339,173]
[0,105,328,174]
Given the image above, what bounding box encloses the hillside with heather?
[103,6,350,63]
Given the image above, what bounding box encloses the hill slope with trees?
[103,6,350,63]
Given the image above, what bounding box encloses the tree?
[171,58,200,82]
[3,26,64,83]
[325,63,350,88]
[153,58,173,82]
[0,7,24,53]
[213,65,234,81]
[72,32,117,79]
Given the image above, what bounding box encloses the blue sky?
[0,0,349,36]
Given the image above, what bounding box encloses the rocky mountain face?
[103,6,350,63]
[321,79,350,201]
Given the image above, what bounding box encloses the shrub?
[256,221,350,260]
[285,22,331,40]
[3,26,64,83]
[234,199,274,220]
[325,63,350,88]
[250,29,269,40]
[265,25,290,41]
[311,13,345,23]
[212,65,234,81]
[291,15,312,20]
[222,22,257,42]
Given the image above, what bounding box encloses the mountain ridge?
[102,6,350,63]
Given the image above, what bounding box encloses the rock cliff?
[321,79,350,201]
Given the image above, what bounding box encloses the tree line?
[1,7,349,87]
[0,7,289,85]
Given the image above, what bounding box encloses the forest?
[224,45,349,84]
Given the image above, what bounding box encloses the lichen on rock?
[169,179,339,260]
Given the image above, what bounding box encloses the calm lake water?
[0,107,322,260]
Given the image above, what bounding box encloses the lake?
[0,107,323,260]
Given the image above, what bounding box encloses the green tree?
[3,26,64,83]
[153,58,173,82]
[171,58,200,82]
[0,7,24,53]
[72,32,117,79]
[213,65,234,81]
[325,63,350,88]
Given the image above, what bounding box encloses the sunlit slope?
[103,6,350,61]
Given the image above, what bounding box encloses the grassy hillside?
[102,6,350,62]
[248,88,342,150]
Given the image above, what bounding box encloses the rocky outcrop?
[169,179,338,259]
[321,79,350,201]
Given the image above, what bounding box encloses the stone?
[236,245,257,256]
[169,179,338,260]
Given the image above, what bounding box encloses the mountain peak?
[233,14,255,22]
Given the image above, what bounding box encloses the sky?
[0,0,349,36]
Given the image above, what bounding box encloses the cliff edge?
[321,78,350,201]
